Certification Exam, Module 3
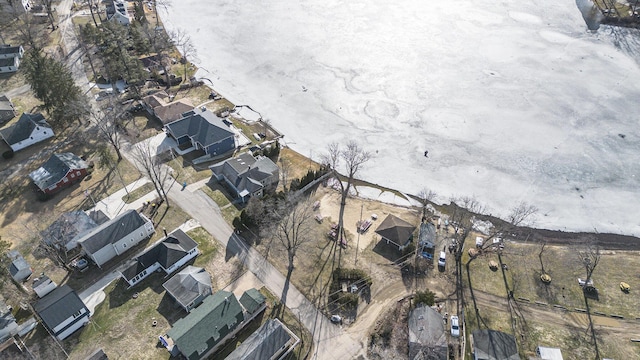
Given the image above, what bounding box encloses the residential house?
[162,288,266,360]
[32,275,57,298]
[7,251,32,282]
[162,266,212,312]
[0,113,54,152]
[78,210,155,268]
[375,214,416,251]
[225,319,300,360]
[119,229,199,287]
[164,108,237,157]
[408,305,447,360]
[142,91,194,125]
[0,299,18,343]
[418,222,436,260]
[472,329,520,360]
[535,346,563,360]
[0,45,24,73]
[139,54,164,73]
[33,285,90,341]
[105,0,130,25]
[0,95,16,126]
[209,152,279,202]
[41,211,99,252]
[29,153,91,196]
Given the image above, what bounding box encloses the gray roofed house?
[0,298,18,343]
[408,306,447,360]
[210,152,279,202]
[375,214,416,251]
[120,228,199,287]
[238,288,266,315]
[0,95,16,125]
[85,348,108,360]
[164,290,245,360]
[78,210,155,268]
[0,45,23,73]
[29,153,91,195]
[0,112,54,152]
[105,0,130,25]
[535,346,563,360]
[7,250,31,282]
[225,318,300,360]
[472,329,520,360]
[41,211,99,252]
[164,108,236,157]
[32,275,57,298]
[33,285,89,340]
[162,266,212,312]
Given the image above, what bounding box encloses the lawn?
[200,182,241,223]
[68,273,176,360]
[165,154,216,184]
[463,237,640,319]
[122,182,155,204]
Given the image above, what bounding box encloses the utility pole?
[355,203,363,266]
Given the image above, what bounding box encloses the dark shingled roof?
[238,288,266,314]
[0,112,50,146]
[167,290,244,359]
[162,266,212,309]
[29,153,89,190]
[0,95,16,125]
[121,229,198,281]
[0,45,22,56]
[33,285,87,331]
[375,214,416,246]
[225,319,297,360]
[165,108,234,149]
[472,329,520,360]
[78,210,149,253]
[209,152,279,197]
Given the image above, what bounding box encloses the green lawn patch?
[187,227,218,267]
[121,182,155,204]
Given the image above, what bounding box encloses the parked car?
[450,315,460,337]
[438,251,446,267]
[330,315,342,324]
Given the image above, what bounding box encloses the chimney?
[163,227,167,237]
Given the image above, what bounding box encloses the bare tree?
[577,236,601,286]
[133,141,173,206]
[170,28,197,79]
[323,140,371,267]
[269,194,314,305]
[91,101,127,161]
[278,156,292,192]
[40,0,57,31]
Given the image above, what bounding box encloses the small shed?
[239,288,267,315]
[7,251,32,282]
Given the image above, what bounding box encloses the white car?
[438,251,446,267]
[450,315,460,337]
[330,315,342,324]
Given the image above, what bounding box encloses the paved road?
[4,84,31,98]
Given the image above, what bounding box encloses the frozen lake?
[162,0,640,235]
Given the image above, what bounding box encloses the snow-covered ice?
[162,0,640,235]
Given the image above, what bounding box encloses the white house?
[120,229,199,287]
[106,0,131,25]
[0,45,24,73]
[78,210,155,268]
[33,285,90,341]
[0,113,54,152]
[32,275,57,298]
